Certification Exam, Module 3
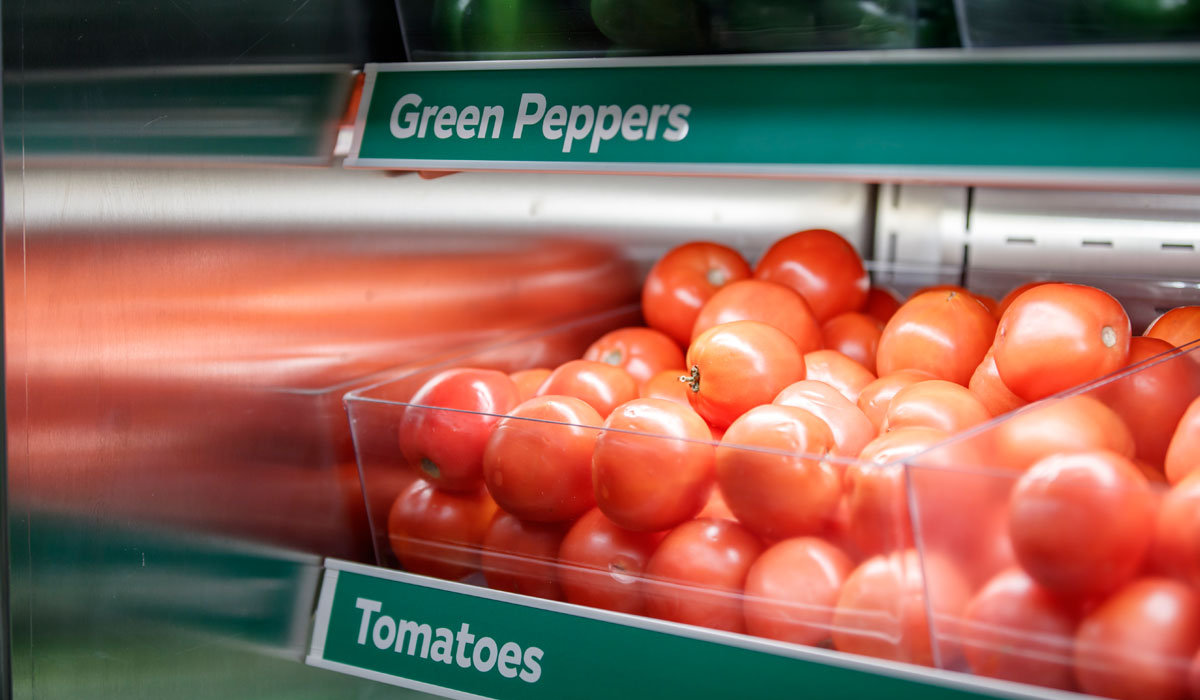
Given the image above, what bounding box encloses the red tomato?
[821,312,884,370]
[832,549,970,668]
[876,289,997,386]
[846,427,948,556]
[398,368,521,491]
[969,347,1026,417]
[557,508,662,615]
[683,321,805,429]
[482,395,600,522]
[639,368,691,406]
[1190,648,1200,700]
[643,518,764,633]
[1008,450,1155,598]
[642,241,752,347]
[994,283,1131,402]
[1145,305,1200,349]
[716,404,840,540]
[856,369,937,432]
[387,478,498,580]
[510,368,551,403]
[882,379,992,434]
[481,511,569,600]
[1074,578,1200,700]
[803,349,876,404]
[862,285,903,324]
[592,398,715,532]
[697,488,735,521]
[996,280,1056,320]
[536,359,638,418]
[960,568,1078,690]
[993,395,1135,472]
[583,326,686,387]
[773,380,876,458]
[1166,396,1200,484]
[1099,337,1200,471]
[690,279,823,355]
[913,284,998,316]
[753,229,869,323]
[743,538,854,646]
[1150,472,1200,589]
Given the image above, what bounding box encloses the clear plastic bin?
[954,0,1200,47]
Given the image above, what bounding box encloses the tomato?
[482,395,600,522]
[698,488,735,520]
[1008,450,1155,598]
[398,368,521,491]
[832,549,970,668]
[993,395,1135,472]
[773,380,875,459]
[1150,472,1200,589]
[690,279,823,355]
[639,368,691,406]
[643,518,764,633]
[480,511,569,600]
[557,508,662,615]
[1074,578,1200,700]
[968,347,1026,417]
[913,284,998,316]
[592,398,715,532]
[642,241,752,347]
[753,229,869,323]
[716,404,840,540]
[387,478,498,580]
[536,359,639,418]
[510,368,552,403]
[994,283,1131,402]
[1145,305,1200,349]
[1099,337,1200,470]
[583,326,686,387]
[682,320,805,429]
[856,369,937,432]
[743,538,854,646]
[862,285,903,324]
[803,349,876,404]
[1166,396,1200,484]
[876,289,997,386]
[1191,648,1200,700]
[882,379,992,434]
[845,427,948,555]
[996,280,1056,320]
[960,568,1078,690]
[821,312,884,371]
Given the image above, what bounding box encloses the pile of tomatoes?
[385,229,1200,700]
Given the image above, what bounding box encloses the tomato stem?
[420,457,441,480]
[679,365,701,393]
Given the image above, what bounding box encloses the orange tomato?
[536,359,639,419]
[753,229,869,323]
[856,369,937,432]
[1150,472,1200,589]
[882,379,992,434]
[690,279,823,355]
[996,280,1057,320]
[862,285,903,324]
[583,327,686,387]
[876,289,997,386]
[821,312,884,370]
[993,395,1135,472]
[1145,305,1200,349]
[743,537,854,646]
[913,284,998,316]
[642,241,752,347]
[803,349,876,404]
[1165,396,1200,484]
[510,368,552,403]
[846,427,947,556]
[968,347,1026,417]
[774,379,876,459]
[639,368,691,406]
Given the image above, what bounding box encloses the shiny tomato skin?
[510,368,552,403]
[1008,450,1155,598]
[1190,648,1200,700]
[583,326,686,387]
[743,537,854,646]
[482,395,601,522]
[481,511,569,601]
[592,398,715,532]
[876,289,997,387]
[536,359,639,419]
[642,241,752,347]
[969,347,1026,417]
[557,508,663,615]
[1074,578,1200,700]
[856,369,937,432]
[913,284,998,316]
[754,229,869,323]
[996,280,1056,320]
[862,285,903,324]
[882,379,992,434]
[993,395,1135,472]
[398,368,521,491]
[803,349,876,404]
[684,321,805,430]
[994,283,1131,402]
[690,279,823,355]
[387,478,498,580]
[832,549,971,668]
[961,568,1078,690]
[643,518,764,633]
[773,380,875,459]
[821,312,884,371]
[1166,396,1200,484]
[1150,472,1200,589]
[639,368,691,406]
[1145,305,1200,349]
[716,404,840,540]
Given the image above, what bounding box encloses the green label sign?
[347,55,1200,181]
[308,560,1039,700]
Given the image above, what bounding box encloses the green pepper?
[590,0,711,51]
[708,0,822,51]
[431,0,603,56]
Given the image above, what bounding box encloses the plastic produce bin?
[954,0,1200,47]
